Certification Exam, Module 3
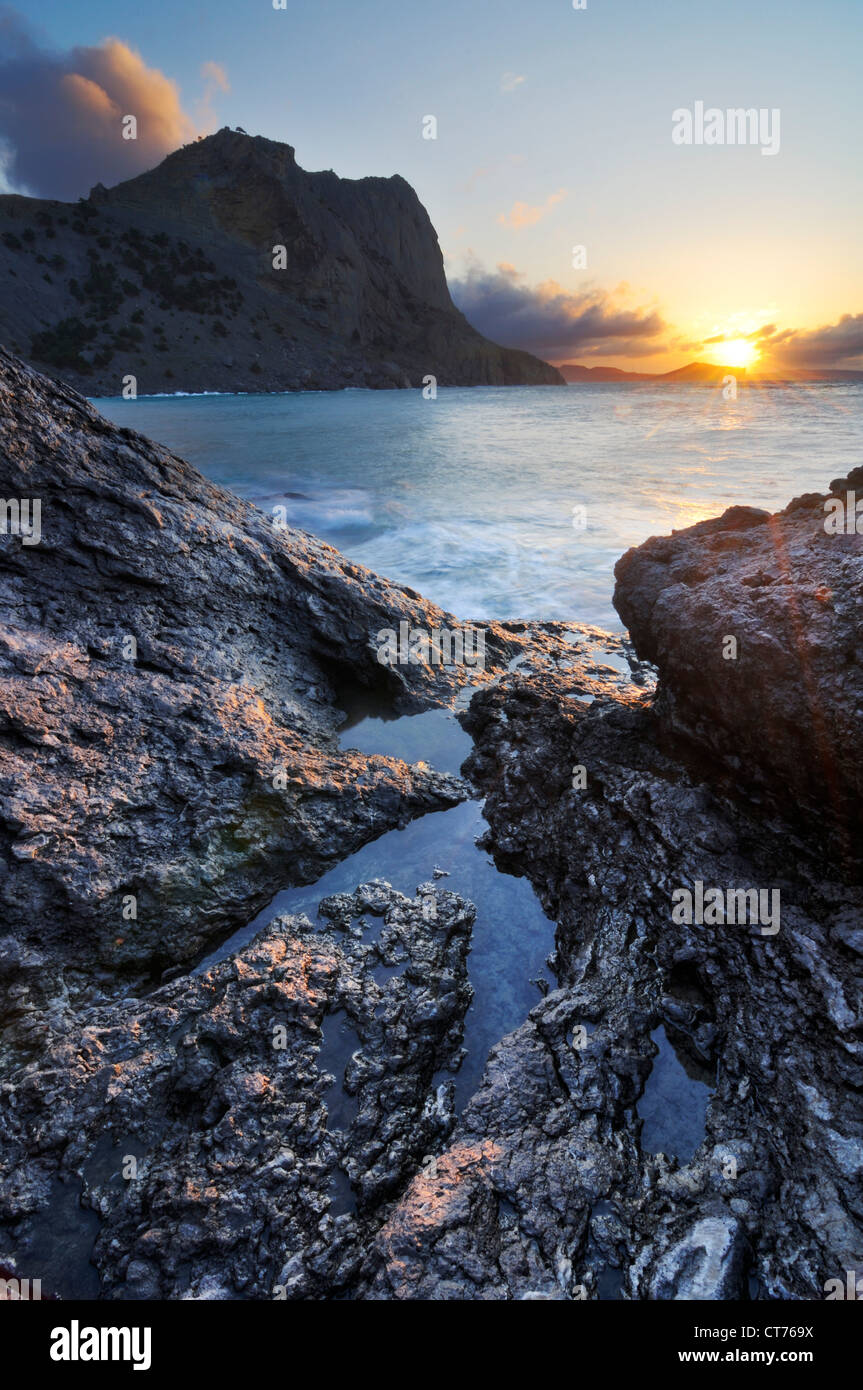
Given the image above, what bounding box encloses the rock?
[355,659,863,1299]
[0,881,474,1300]
[645,1216,746,1300]
[0,347,526,979]
[613,472,863,868]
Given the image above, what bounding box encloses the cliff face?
[0,128,563,394]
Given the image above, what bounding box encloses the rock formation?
[2,883,474,1300]
[359,672,862,1298]
[614,476,863,869]
[1,349,859,1302]
[0,346,489,985]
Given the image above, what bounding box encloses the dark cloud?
[450,260,666,361]
[759,314,863,370]
[0,8,225,200]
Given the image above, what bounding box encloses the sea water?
[95,380,862,629]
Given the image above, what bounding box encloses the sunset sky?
[1,0,861,371]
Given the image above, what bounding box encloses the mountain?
[559,361,746,384]
[0,128,563,395]
[559,360,863,384]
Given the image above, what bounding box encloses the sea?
[95,380,862,631]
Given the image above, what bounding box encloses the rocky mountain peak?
[1,129,563,394]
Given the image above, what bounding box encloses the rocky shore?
[0,349,860,1300]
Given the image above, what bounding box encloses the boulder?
[614,473,863,867]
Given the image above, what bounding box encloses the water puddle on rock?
[336,694,472,776]
[0,1177,101,1300]
[637,1025,713,1164]
[317,1010,361,1132]
[200,702,557,1110]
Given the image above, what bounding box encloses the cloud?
[200,59,229,94]
[450,260,666,360]
[196,60,230,128]
[497,188,566,230]
[757,313,863,370]
[695,315,863,370]
[500,73,526,93]
[0,8,226,200]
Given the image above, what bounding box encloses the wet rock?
[0,882,474,1299]
[0,348,508,981]
[613,471,863,867]
[356,663,863,1299]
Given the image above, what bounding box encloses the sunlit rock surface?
[0,883,474,1299]
[0,347,513,979]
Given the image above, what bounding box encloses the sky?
[1,0,861,371]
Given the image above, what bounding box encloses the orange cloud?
[60,72,118,122]
[0,14,225,199]
[67,37,197,150]
[497,188,566,230]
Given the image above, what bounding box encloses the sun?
[711,338,760,369]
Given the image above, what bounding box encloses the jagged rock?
[355,669,863,1300]
[0,881,474,1300]
[0,128,563,395]
[613,471,863,868]
[2,345,860,1302]
[0,349,534,979]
